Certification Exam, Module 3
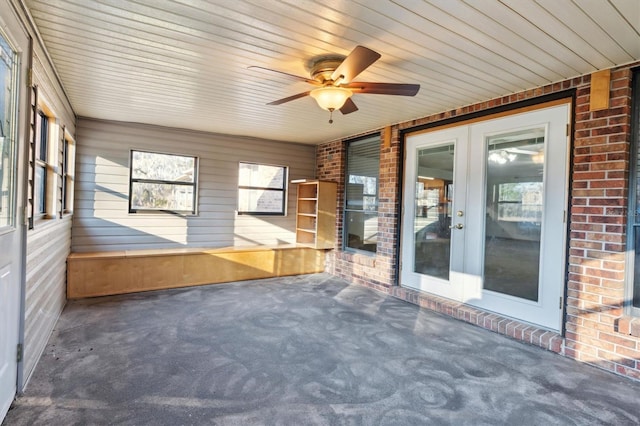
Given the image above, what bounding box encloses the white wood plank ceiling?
[24,0,640,144]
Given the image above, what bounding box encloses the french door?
[401,104,569,331]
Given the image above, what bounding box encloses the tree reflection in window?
[129,150,198,214]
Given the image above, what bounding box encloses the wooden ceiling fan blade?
[267,91,310,105]
[340,98,358,114]
[330,46,381,84]
[248,66,321,86]
[344,82,420,96]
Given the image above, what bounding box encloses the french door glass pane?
[483,128,545,301]
[634,73,640,309]
[0,35,16,228]
[634,228,640,308]
[413,144,454,280]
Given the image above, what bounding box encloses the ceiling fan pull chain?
[328,108,334,124]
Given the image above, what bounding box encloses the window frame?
[342,134,381,255]
[128,149,199,215]
[236,161,288,216]
[627,68,640,317]
[29,95,65,229]
[61,133,75,215]
[34,109,49,217]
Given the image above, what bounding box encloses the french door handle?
[449,223,464,230]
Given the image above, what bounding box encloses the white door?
[401,126,469,301]
[401,104,570,331]
[0,1,29,420]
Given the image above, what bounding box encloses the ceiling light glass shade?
[488,150,517,164]
[531,151,544,164]
[310,87,352,111]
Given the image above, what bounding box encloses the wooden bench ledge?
[68,244,302,260]
[67,245,326,299]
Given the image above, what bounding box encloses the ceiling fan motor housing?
[309,55,346,84]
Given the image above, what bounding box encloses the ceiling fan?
[249,46,420,123]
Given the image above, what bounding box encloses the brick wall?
[316,61,640,381]
[317,131,400,292]
[566,67,639,380]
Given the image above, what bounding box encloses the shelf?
[294,180,336,249]
[296,228,317,234]
[298,183,318,199]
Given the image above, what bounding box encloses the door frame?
[0,0,31,414]
[16,32,31,393]
[398,97,574,332]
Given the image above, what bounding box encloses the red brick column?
[566,68,639,379]
[316,139,345,247]
[375,127,401,285]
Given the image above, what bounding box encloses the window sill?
[237,212,286,216]
[615,316,640,338]
[337,249,377,267]
[128,210,197,217]
[30,213,73,231]
[30,216,56,232]
[343,247,377,257]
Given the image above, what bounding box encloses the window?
[129,150,198,214]
[61,135,74,213]
[344,135,380,253]
[35,110,48,215]
[237,162,287,215]
[0,33,17,230]
[28,97,63,227]
[629,70,640,315]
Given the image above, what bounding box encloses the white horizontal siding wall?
[72,118,316,252]
[22,3,76,385]
[24,217,71,381]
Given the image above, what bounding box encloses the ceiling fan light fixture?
[532,151,544,164]
[310,87,352,111]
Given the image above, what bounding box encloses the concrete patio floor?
[4,273,640,425]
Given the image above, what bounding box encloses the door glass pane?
[634,228,640,308]
[484,128,545,301]
[0,35,17,229]
[633,73,640,310]
[414,144,454,280]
